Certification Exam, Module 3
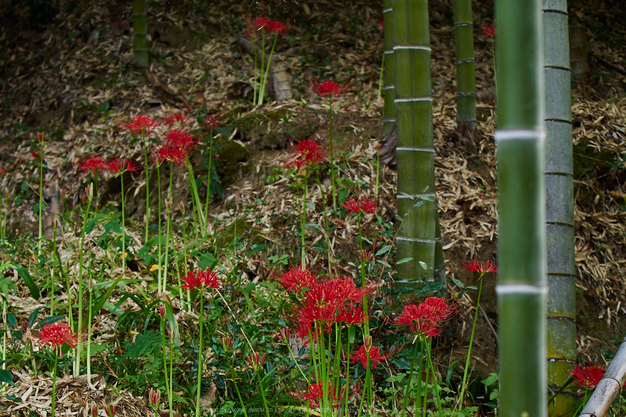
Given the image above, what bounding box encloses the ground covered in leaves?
[0,0,625,415]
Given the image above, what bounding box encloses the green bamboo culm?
[382,0,396,136]
[543,0,576,414]
[392,0,438,288]
[452,0,477,137]
[132,0,149,71]
[495,0,547,415]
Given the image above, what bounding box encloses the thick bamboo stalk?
[579,336,626,417]
[133,0,149,71]
[392,0,437,287]
[543,0,576,415]
[453,0,477,136]
[383,0,396,135]
[495,0,546,415]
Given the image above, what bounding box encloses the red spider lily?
[379,19,384,30]
[91,404,98,417]
[253,17,271,31]
[297,382,339,409]
[125,115,157,135]
[343,198,377,214]
[351,344,389,369]
[295,139,322,157]
[246,352,267,368]
[463,259,498,274]
[204,114,220,129]
[0,167,6,175]
[316,81,344,98]
[165,112,187,126]
[36,322,78,349]
[79,157,109,173]
[165,129,196,153]
[571,364,605,390]
[31,151,40,159]
[149,388,160,407]
[395,297,454,338]
[155,143,187,165]
[276,267,316,293]
[267,20,287,35]
[107,158,140,174]
[276,327,290,342]
[336,305,365,326]
[292,276,370,333]
[181,269,221,290]
[483,26,496,36]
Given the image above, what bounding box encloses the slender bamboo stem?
[495,0,546,415]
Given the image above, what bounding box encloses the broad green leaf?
[375,245,392,256]
[396,257,413,265]
[0,369,16,387]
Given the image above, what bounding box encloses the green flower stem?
[74,187,93,376]
[254,366,271,417]
[375,145,380,199]
[180,205,191,312]
[315,173,334,275]
[141,131,150,245]
[343,330,353,417]
[156,163,163,294]
[401,338,421,417]
[332,324,342,396]
[253,32,258,104]
[2,300,6,371]
[232,370,249,417]
[285,336,308,382]
[457,272,486,410]
[160,316,171,414]
[162,165,174,294]
[258,33,279,105]
[37,134,44,257]
[50,221,57,314]
[186,158,206,236]
[195,292,204,417]
[358,216,370,335]
[299,168,308,268]
[86,282,93,385]
[120,172,127,278]
[328,96,337,211]
[203,129,214,236]
[425,338,443,417]
[51,351,58,417]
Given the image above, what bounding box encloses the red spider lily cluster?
[297,381,340,409]
[154,129,196,165]
[79,157,108,173]
[251,17,287,36]
[462,259,498,274]
[351,344,389,369]
[276,268,371,337]
[125,115,158,136]
[181,268,221,290]
[285,139,326,169]
[36,322,78,349]
[343,198,376,214]
[316,81,345,98]
[107,158,140,174]
[395,297,455,338]
[571,364,605,390]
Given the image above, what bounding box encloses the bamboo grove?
[381,0,576,414]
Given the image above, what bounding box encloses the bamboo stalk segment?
[453,0,477,135]
[543,0,576,414]
[132,0,149,70]
[392,0,437,287]
[383,0,396,135]
[495,0,546,415]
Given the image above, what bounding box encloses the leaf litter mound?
[0,0,625,414]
